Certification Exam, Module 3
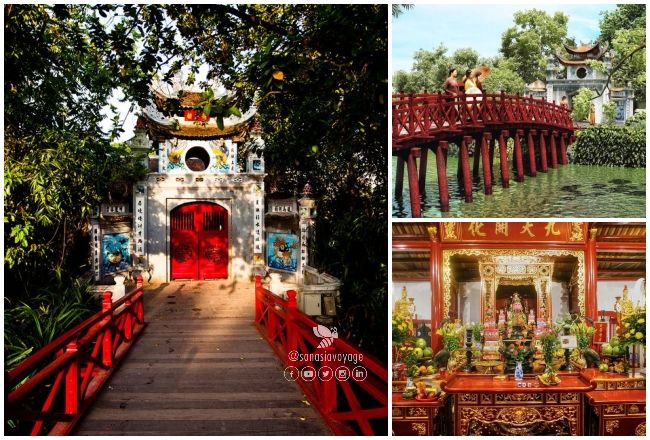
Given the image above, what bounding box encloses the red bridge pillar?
[514,129,524,182]
[406,148,421,217]
[498,130,510,188]
[539,130,548,173]
[560,133,569,165]
[480,132,493,195]
[418,147,428,194]
[460,136,473,202]
[549,131,558,169]
[436,141,450,212]
[527,129,537,177]
[472,135,481,182]
[395,155,405,197]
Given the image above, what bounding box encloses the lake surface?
[392,156,646,218]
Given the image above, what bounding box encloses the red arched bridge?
[393,92,576,217]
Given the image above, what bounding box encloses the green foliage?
[391,45,494,93]
[619,308,646,347]
[482,66,526,94]
[573,124,646,168]
[602,101,617,125]
[625,110,646,129]
[4,272,99,371]
[500,9,569,83]
[599,5,646,105]
[571,87,594,122]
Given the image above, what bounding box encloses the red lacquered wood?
[436,142,449,211]
[514,129,524,182]
[480,132,493,195]
[6,283,146,436]
[527,129,537,177]
[587,389,646,405]
[498,130,510,188]
[539,130,548,172]
[430,235,443,351]
[406,148,421,217]
[460,136,473,202]
[586,230,598,321]
[254,276,388,436]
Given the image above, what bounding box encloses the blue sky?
[392,4,617,73]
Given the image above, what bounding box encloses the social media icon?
[335,366,350,381]
[352,366,368,381]
[284,366,299,381]
[318,366,334,381]
[301,366,316,381]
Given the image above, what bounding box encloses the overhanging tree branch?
[591,42,646,100]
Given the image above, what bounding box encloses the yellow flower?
[400,347,406,351]
[635,332,644,340]
[624,322,630,328]
[638,318,645,324]
[627,332,633,338]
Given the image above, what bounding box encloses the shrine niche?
[444,249,585,323]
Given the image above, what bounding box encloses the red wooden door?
[170,202,228,280]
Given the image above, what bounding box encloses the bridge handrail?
[393,91,574,144]
[5,277,146,436]
[254,276,388,436]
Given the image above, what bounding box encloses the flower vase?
[514,361,524,381]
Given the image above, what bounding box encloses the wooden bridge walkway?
[392,92,576,216]
[74,281,331,436]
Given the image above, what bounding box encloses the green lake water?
[392,155,646,218]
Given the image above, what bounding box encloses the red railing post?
[407,93,415,136]
[135,275,144,324]
[124,296,133,342]
[102,291,113,368]
[286,290,299,364]
[255,275,262,324]
[64,341,79,415]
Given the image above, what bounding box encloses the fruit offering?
[598,362,609,373]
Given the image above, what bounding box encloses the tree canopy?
[500,9,569,84]
[598,5,646,105]
[5,5,387,359]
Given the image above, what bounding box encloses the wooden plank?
[74,281,331,435]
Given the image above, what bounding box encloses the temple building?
[392,222,645,436]
[90,83,266,284]
[525,42,635,124]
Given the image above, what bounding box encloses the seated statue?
[507,292,528,338]
[394,286,414,334]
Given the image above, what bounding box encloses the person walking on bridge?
[443,68,460,123]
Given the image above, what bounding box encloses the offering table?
[582,369,646,436]
[441,372,595,435]
[392,393,448,436]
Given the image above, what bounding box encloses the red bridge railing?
[5,277,146,436]
[393,92,574,146]
[254,276,388,436]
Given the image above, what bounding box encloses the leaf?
[228,106,241,118]
[216,116,224,130]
